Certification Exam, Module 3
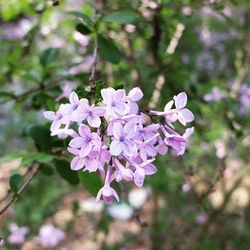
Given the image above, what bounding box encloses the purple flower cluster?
[44,87,194,203]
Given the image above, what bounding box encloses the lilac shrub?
[44,87,194,203]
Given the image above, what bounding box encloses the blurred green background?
[0,0,250,249]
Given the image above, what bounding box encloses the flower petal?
[128,87,143,101]
[87,115,101,128]
[123,140,137,157]
[69,91,79,104]
[70,156,85,170]
[174,92,187,110]
[44,111,56,120]
[78,124,91,138]
[179,108,194,123]
[110,140,123,156]
[112,122,123,139]
[101,87,115,105]
[69,137,84,148]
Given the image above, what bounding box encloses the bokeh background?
[0,0,250,249]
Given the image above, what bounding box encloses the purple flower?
[96,185,120,204]
[7,224,29,245]
[69,124,101,158]
[101,87,129,117]
[114,158,134,181]
[37,224,65,247]
[204,87,224,102]
[125,87,143,114]
[72,99,105,127]
[56,82,75,101]
[110,122,137,157]
[44,104,69,134]
[133,160,157,187]
[173,92,194,126]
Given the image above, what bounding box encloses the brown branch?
[89,35,98,89]
[0,164,40,217]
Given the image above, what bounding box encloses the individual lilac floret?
[7,224,29,245]
[110,122,137,157]
[44,86,194,204]
[173,92,194,126]
[101,87,129,117]
[69,124,101,158]
[37,224,65,248]
[204,87,224,102]
[72,98,105,127]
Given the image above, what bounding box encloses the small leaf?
[0,151,27,163]
[39,48,60,68]
[98,35,122,64]
[78,171,103,196]
[25,125,52,151]
[103,10,139,24]
[54,159,79,185]
[76,23,93,35]
[9,174,24,193]
[68,11,94,28]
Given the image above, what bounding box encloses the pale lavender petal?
[174,92,187,110]
[87,115,101,128]
[128,87,143,101]
[101,87,115,105]
[164,100,174,112]
[110,140,123,156]
[179,108,194,123]
[51,120,61,132]
[112,123,123,139]
[44,111,56,120]
[78,124,91,138]
[124,122,137,139]
[114,102,129,115]
[79,143,92,158]
[114,89,126,102]
[123,140,137,157]
[144,163,157,175]
[70,156,85,170]
[134,168,145,187]
[93,107,105,116]
[69,137,84,148]
[69,91,79,104]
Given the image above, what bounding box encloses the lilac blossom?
[204,87,224,102]
[7,224,29,245]
[37,224,65,247]
[44,86,194,203]
[238,84,250,115]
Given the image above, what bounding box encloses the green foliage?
[78,171,103,196]
[9,174,24,193]
[39,48,60,68]
[98,35,123,64]
[54,159,80,185]
[103,10,139,24]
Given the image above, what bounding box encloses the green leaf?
[68,11,94,28]
[0,151,27,163]
[21,153,54,166]
[39,48,60,68]
[9,174,24,193]
[98,35,122,64]
[76,23,93,35]
[54,159,79,185]
[25,125,52,151]
[78,171,103,196]
[103,10,139,24]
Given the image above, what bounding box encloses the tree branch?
[0,164,40,217]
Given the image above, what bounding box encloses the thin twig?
[89,35,98,89]
[0,164,40,216]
